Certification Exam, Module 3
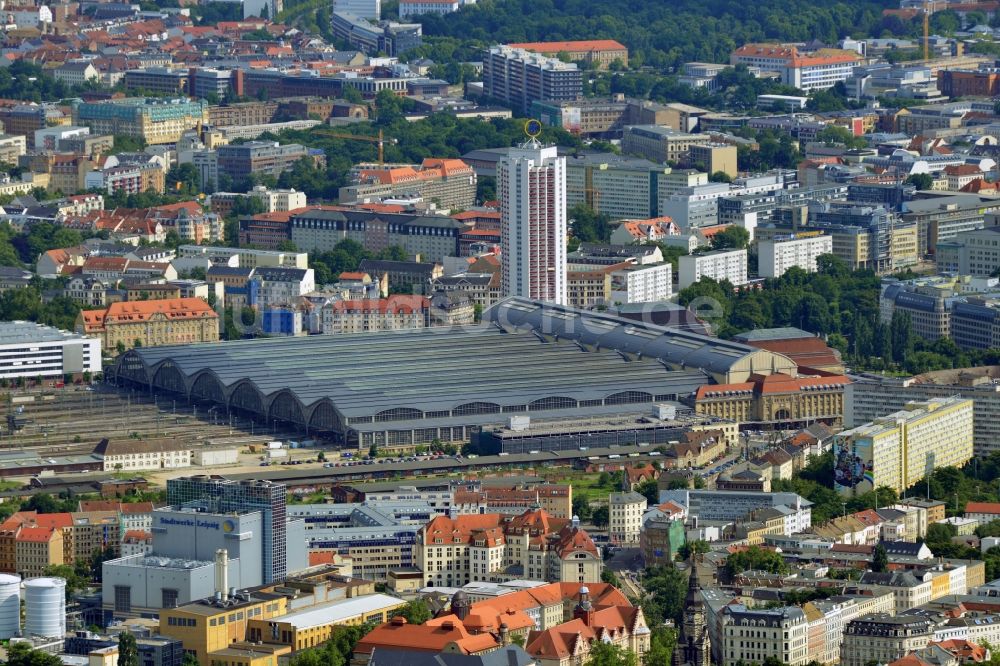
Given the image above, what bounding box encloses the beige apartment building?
[608,492,647,545]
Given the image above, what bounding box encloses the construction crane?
[318,128,394,165]
[923,0,931,61]
[567,186,602,213]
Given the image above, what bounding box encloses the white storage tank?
[0,573,20,639]
[24,577,65,638]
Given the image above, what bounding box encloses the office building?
[660,490,812,533]
[678,248,748,289]
[834,397,974,496]
[936,226,1000,277]
[290,500,438,580]
[608,492,646,545]
[333,0,380,19]
[759,234,834,278]
[688,143,738,179]
[330,13,423,57]
[622,125,711,164]
[761,202,918,273]
[0,321,100,381]
[76,298,219,351]
[177,245,307,270]
[847,366,1000,456]
[167,476,297,583]
[498,142,568,305]
[563,155,673,220]
[900,193,1000,258]
[216,141,321,184]
[289,208,466,263]
[123,68,189,95]
[339,159,477,210]
[483,46,582,115]
[731,44,860,91]
[72,98,208,145]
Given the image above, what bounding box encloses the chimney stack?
[215,549,229,602]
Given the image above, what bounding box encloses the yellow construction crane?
[568,186,601,213]
[318,128,394,165]
[924,0,931,61]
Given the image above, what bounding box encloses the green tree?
[592,504,609,527]
[710,225,750,250]
[393,599,432,624]
[708,171,733,183]
[573,496,593,521]
[118,631,139,666]
[635,478,659,505]
[724,545,789,579]
[905,173,934,190]
[641,565,687,625]
[646,627,677,666]
[677,540,710,561]
[872,543,889,573]
[6,642,65,666]
[585,641,637,666]
[181,655,201,666]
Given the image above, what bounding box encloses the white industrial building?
[678,248,748,289]
[759,234,834,278]
[0,321,101,381]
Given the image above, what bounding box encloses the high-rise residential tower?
[498,140,568,305]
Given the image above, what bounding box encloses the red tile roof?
[509,40,627,53]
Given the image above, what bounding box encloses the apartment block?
[833,397,974,496]
[721,605,809,666]
[320,296,429,334]
[678,248,748,289]
[608,492,646,545]
[840,615,934,666]
[759,233,833,278]
[610,262,672,304]
[482,46,582,115]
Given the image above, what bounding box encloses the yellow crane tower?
[318,128,395,165]
[924,0,931,61]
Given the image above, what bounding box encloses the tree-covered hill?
[413,0,905,70]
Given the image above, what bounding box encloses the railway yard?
[0,382,681,500]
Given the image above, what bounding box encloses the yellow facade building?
[834,397,974,496]
[77,297,219,351]
[246,594,406,651]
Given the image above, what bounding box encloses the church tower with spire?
[673,557,711,666]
